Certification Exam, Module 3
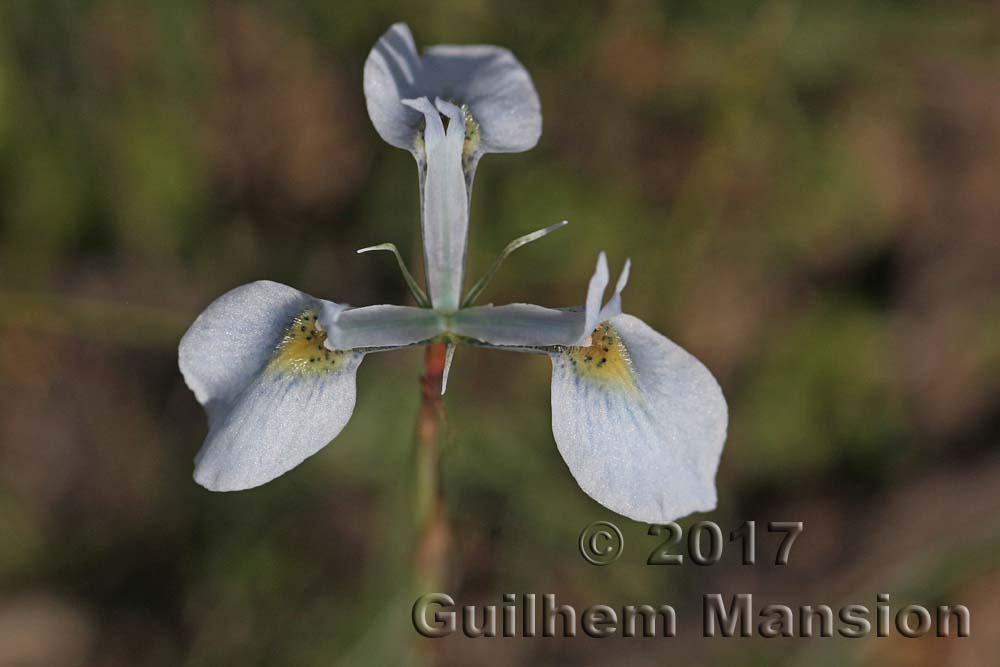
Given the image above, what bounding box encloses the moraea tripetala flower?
[179,24,727,524]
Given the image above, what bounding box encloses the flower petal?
[322,304,444,350]
[363,23,541,156]
[179,281,319,408]
[421,43,541,154]
[363,23,423,151]
[549,314,728,524]
[441,343,456,395]
[179,281,363,491]
[402,96,469,312]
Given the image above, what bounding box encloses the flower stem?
[413,342,450,599]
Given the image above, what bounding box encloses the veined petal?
[403,96,469,312]
[450,303,584,347]
[322,304,444,350]
[550,314,728,524]
[363,23,541,157]
[179,281,363,491]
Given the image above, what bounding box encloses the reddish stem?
[414,343,450,593]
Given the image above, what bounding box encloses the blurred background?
[1,0,998,665]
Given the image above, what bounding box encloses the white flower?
[178,25,728,525]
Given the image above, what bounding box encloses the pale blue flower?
[178,25,727,524]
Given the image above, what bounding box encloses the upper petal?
[179,281,364,491]
[363,23,542,155]
[549,314,728,523]
[363,23,423,151]
[421,44,541,154]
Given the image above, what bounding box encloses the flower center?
[268,308,352,374]
[565,322,637,391]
